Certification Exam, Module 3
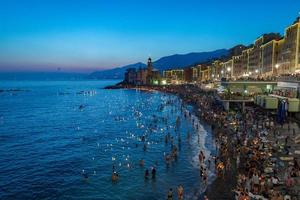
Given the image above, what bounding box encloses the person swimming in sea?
[144,169,149,179]
[151,167,156,179]
[82,170,88,180]
[139,159,145,167]
[165,135,168,144]
[112,171,119,182]
[167,188,173,200]
[177,185,184,200]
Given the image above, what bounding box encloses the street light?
[227,67,231,72]
[221,70,224,74]
[275,64,279,69]
[255,69,259,73]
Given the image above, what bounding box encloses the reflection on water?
[0,80,216,200]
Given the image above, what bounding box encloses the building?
[199,65,211,82]
[163,69,184,84]
[261,39,280,76]
[136,68,148,85]
[232,55,243,78]
[123,57,161,86]
[124,68,137,84]
[248,33,281,76]
[277,17,300,74]
[184,67,193,83]
[241,49,250,76]
[211,60,223,79]
[222,59,233,79]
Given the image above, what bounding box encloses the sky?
[0,0,300,73]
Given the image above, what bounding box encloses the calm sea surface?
[0,80,216,200]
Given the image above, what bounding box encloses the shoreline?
[107,84,237,199]
[106,84,300,200]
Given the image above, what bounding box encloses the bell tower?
[147,57,153,73]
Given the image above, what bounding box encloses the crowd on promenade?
[154,84,300,200]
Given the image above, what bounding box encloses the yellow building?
[261,40,280,76]
[241,49,250,75]
[232,55,244,78]
[222,59,233,79]
[200,65,211,82]
[163,69,184,84]
[211,60,223,79]
[248,38,263,75]
[277,18,300,74]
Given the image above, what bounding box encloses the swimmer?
[177,185,184,200]
[165,135,168,144]
[82,170,88,180]
[167,188,173,200]
[112,171,119,182]
[151,167,156,179]
[139,159,145,167]
[144,169,149,179]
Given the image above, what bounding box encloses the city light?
[255,69,259,73]
[275,64,279,69]
[227,67,231,72]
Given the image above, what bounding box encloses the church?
[124,57,161,86]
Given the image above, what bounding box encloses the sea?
[0,79,217,200]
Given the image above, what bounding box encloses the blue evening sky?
[0,0,299,72]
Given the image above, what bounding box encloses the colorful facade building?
[163,69,184,84]
[277,18,300,74]
[222,59,233,79]
[124,57,160,85]
[126,17,300,85]
[261,39,280,76]
[232,55,243,78]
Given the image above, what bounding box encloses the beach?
[123,84,300,200]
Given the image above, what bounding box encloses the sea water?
[0,80,216,200]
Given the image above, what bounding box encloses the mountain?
[89,49,229,79]
[89,62,146,79]
[153,49,229,70]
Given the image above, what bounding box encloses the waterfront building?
[222,59,233,79]
[163,69,184,84]
[261,39,280,76]
[123,57,161,86]
[241,49,250,76]
[211,60,223,79]
[199,65,211,82]
[184,67,193,83]
[277,17,300,74]
[232,55,243,78]
[124,68,137,84]
[248,33,281,77]
[136,68,148,85]
[146,57,160,85]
